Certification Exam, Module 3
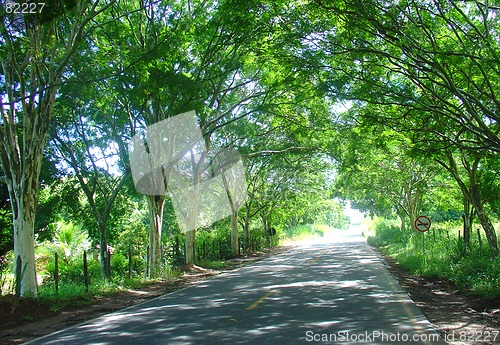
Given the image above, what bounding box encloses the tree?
[333,117,436,231]
[307,0,500,255]
[110,0,289,268]
[0,0,116,296]
[436,148,499,256]
[313,0,500,151]
[49,102,130,278]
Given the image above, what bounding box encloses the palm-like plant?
[53,221,91,260]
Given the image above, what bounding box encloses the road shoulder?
[376,248,500,344]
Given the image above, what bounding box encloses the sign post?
[415,216,431,261]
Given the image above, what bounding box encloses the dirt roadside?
[381,251,500,344]
[1,245,499,344]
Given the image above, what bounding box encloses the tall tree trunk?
[397,210,407,232]
[147,195,165,276]
[471,180,499,256]
[462,198,473,255]
[230,211,239,257]
[97,220,110,279]
[183,185,201,265]
[4,109,48,297]
[261,212,270,246]
[185,230,196,264]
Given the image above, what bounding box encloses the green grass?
[38,283,98,312]
[36,274,174,311]
[196,259,228,270]
[367,217,500,298]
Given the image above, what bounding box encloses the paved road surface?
[28,229,446,344]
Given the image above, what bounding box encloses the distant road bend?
[28,228,446,344]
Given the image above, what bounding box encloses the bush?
[0,254,12,295]
[44,257,101,286]
[110,253,128,278]
[282,224,324,241]
[366,217,405,247]
[451,253,500,297]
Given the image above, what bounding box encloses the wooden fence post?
[107,248,111,278]
[128,246,132,279]
[54,252,59,294]
[477,228,482,250]
[83,250,89,293]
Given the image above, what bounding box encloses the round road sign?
[414,216,431,232]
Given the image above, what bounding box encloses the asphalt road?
[27,229,446,344]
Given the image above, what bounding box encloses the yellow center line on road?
[306,244,333,265]
[245,290,277,311]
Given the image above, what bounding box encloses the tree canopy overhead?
[1,0,500,296]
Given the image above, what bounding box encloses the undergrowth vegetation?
[281,224,325,241]
[367,217,500,298]
[0,224,271,302]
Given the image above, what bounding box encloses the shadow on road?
[28,230,445,345]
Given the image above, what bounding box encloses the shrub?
[282,224,324,240]
[366,217,405,247]
[110,253,128,278]
[44,257,101,286]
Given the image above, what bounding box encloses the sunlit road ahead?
[28,229,446,345]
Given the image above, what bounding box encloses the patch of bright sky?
[344,201,365,224]
[76,143,122,176]
[330,101,352,114]
[56,143,122,176]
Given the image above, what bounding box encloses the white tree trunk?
[13,208,37,296]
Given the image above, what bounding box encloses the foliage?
[0,254,11,295]
[0,184,12,256]
[0,0,498,299]
[36,219,90,267]
[366,217,408,247]
[282,224,325,241]
[44,257,101,287]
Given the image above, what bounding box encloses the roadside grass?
[33,269,189,312]
[367,217,500,298]
[196,259,228,270]
[0,263,182,312]
[37,280,120,312]
[282,224,324,242]
[280,224,340,244]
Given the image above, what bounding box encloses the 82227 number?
[6,2,46,14]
